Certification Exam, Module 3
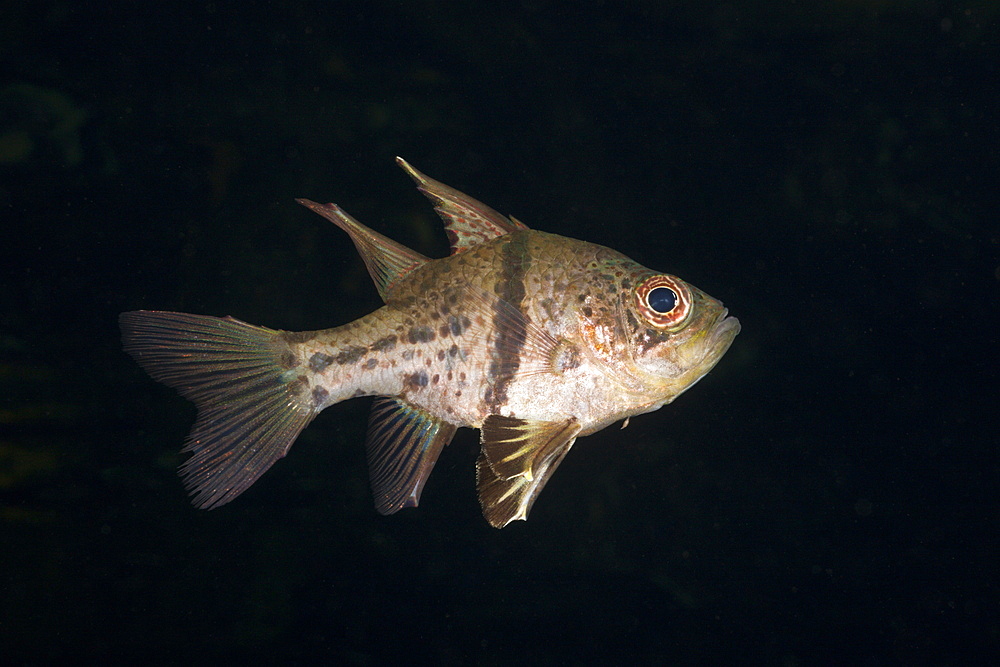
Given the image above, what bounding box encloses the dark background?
[2,1,997,663]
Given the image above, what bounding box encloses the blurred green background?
[1,1,997,663]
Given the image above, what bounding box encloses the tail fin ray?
[120,311,314,509]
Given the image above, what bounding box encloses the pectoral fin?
[476,415,581,528]
[365,397,457,515]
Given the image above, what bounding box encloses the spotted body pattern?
[121,159,739,527]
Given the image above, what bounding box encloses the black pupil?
[647,287,677,314]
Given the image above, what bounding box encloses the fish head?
[617,271,740,406]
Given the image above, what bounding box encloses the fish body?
[121,158,739,527]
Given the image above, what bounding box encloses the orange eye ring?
[635,275,692,329]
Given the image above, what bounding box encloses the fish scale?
[120,158,739,527]
[293,298,484,426]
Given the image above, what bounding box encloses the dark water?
[2,2,997,663]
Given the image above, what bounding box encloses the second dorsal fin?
[296,198,429,302]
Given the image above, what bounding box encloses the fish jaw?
[680,308,740,390]
[626,292,740,409]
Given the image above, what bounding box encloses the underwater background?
[2,1,997,663]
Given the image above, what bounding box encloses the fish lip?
[709,309,741,354]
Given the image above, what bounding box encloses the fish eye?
[636,275,692,330]
[647,287,677,314]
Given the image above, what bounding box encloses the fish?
[120,158,740,528]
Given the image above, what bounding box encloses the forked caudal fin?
[120,311,314,509]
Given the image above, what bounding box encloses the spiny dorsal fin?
[119,311,314,509]
[296,198,428,302]
[396,157,528,255]
[366,397,457,515]
[476,415,581,528]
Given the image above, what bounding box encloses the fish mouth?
[652,307,739,401]
[712,309,740,345]
[705,309,741,363]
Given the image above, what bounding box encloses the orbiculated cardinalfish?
[121,159,740,528]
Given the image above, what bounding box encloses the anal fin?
[366,397,458,515]
[476,415,581,528]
